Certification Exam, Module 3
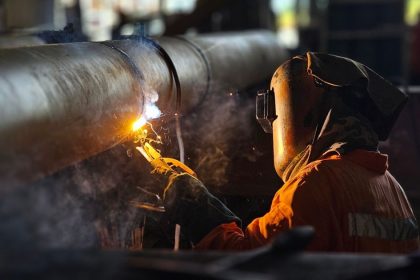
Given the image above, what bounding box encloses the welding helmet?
[256,58,327,135]
[257,52,408,179]
[264,56,325,178]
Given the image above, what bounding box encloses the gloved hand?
[163,173,241,245]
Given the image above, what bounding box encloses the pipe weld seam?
[97,41,145,110]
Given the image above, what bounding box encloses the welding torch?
[136,142,196,178]
[131,142,196,213]
[134,139,241,249]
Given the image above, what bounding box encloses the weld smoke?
[181,85,257,188]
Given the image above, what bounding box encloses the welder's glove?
[163,173,241,245]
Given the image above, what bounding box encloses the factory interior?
[1,0,420,279]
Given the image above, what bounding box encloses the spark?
[132,103,162,132]
[131,102,163,154]
[132,103,162,131]
[132,116,147,132]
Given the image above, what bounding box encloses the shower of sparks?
[131,103,164,150]
[132,103,162,132]
[132,119,163,146]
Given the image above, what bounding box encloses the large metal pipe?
[0,31,287,189]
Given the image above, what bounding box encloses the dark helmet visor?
[256,89,277,133]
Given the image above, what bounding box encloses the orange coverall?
[196,149,419,253]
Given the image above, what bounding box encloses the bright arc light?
[132,116,147,132]
[132,103,161,132]
[145,104,162,120]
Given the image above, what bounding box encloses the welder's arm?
[163,173,241,245]
[194,203,294,250]
[193,173,331,251]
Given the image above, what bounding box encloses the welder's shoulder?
[278,159,341,212]
[280,157,342,211]
[292,155,347,189]
[280,156,340,191]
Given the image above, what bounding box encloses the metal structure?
[0,31,287,189]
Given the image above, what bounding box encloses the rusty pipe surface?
[0,31,287,188]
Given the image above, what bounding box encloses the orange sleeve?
[195,162,334,251]
[195,180,299,250]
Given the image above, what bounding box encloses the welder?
[162,52,420,253]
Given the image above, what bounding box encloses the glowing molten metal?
[132,116,147,132]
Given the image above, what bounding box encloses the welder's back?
[291,149,419,253]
